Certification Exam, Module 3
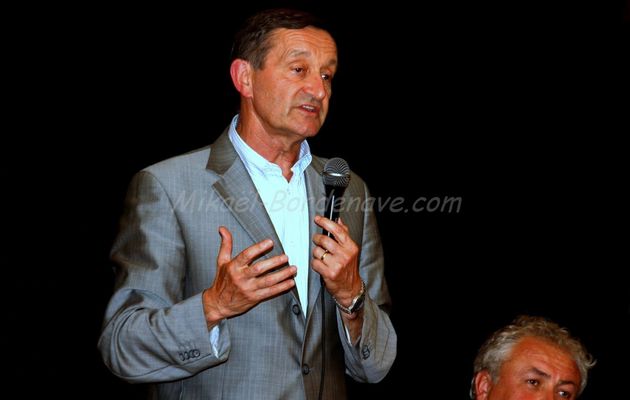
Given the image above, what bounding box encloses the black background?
[6,1,628,399]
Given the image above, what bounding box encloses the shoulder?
[142,146,211,178]
[125,146,215,198]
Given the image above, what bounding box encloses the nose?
[304,72,328,101]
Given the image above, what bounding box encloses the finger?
[337,217,349,232]
[217,226,233,266]
[249,254,289,276]
[311,258,328,279]
[314,215,348,243]
[234,238,274,267]
[257,265,298,289]
[312,234,342,255]
[254,277,296,300]
[312,247,329,261]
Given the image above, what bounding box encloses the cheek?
[488,378,523,400]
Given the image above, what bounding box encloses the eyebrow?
[528,367,551,378]
[286,49,338,68]
[288,49,310,58]
[527,368,577,387]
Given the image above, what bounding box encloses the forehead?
[267,27,337,61]
[504,337,581,380]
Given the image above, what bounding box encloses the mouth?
[298,104,320,114]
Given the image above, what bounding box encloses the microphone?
[322,158,350,237]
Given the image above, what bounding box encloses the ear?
[473,371,493,400]
[230,59,253,98]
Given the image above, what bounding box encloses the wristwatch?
[333,280,366,314]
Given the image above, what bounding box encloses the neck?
[236,116,303,181]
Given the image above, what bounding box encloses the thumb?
[217,226,233,266]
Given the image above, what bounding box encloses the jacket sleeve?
[98,171,231,383]
[337,181,397,383]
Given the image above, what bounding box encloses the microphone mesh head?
[323,157,350,188]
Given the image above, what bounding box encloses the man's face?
[476,337,582,400]
[248,27,337,140]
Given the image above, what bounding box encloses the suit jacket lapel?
[305,157,326,324]
[207,130,304,307]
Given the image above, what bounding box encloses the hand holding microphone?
[312,158,364,313]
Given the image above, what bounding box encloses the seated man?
[471,315,595,399]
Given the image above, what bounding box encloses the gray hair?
[231,8,330,70]
[471,315,596,398]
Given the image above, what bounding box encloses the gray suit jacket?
[98,130,396,399]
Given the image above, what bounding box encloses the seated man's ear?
[473,371,493,400]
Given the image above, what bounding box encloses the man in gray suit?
[99,8,396,399]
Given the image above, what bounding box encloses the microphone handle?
[322,188,342,238]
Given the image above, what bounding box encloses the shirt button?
[292,304,300,315]
[302,364,310,375]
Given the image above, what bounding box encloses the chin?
[303,127,322,138]
[294,123,322,138]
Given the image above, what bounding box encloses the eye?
[292,67,305,74]
[558,390,573,399]
[321,73,332,81]
[526,379,539,386]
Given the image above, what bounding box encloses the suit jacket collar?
[206,128,239,175]
[207,129,287,276]
[305,157,327,324]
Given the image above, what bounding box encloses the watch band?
[333,280,366,314]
